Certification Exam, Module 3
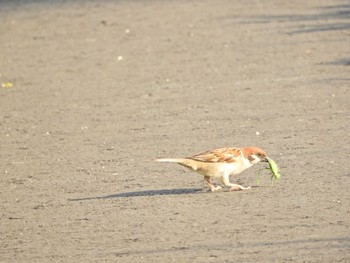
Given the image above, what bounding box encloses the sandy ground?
[1,0,350,262]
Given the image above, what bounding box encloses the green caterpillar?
[266,157,281,181]
[256,157,281,185]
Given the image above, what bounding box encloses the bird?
[155,146,268,192]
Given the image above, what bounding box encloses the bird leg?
[222,174,251,191]
[204,176,222,192]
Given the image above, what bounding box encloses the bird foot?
[229,185,251,191]
[209,185,222,192]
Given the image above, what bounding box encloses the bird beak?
[262,157,269,162]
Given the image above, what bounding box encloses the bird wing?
[189,147,241,163]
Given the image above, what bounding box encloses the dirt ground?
[1,0,349,262]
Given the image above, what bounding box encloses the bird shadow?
[68,187,206,201]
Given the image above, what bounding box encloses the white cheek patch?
[250,155,260,164]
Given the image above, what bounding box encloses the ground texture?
[0,0,349,262]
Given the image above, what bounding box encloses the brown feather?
[240,146,267,159]
[188,147,241,163]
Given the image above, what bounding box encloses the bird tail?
[155,158,198,171]
[155,158,186,163]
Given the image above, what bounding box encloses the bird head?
[241,146,268,164]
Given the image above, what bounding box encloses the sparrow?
[155,146,268,192]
